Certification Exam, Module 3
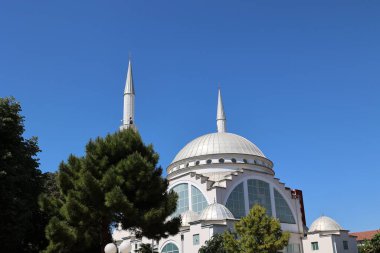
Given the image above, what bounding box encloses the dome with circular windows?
[171,132,265,164]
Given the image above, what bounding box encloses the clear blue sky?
[1,0,379,232]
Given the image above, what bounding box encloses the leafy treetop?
[223,204,290,253]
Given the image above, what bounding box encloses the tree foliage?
[223,205,290,253]
[199,233,226,253]
[40,128,181,253]
[138,243,158,253]
[41,172,60,199]
[359,232,380,253]
[0,97,45,252]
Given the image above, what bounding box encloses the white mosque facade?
[112,61,357,253]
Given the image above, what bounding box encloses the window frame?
[161,242,179,253]
[225,182,246,218]
[170,182,209,216]
[343,240,349,250]
[274,188,296,224]
[311,242,319,251]
[193,234,200,245]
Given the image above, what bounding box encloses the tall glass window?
[274,189,296,224]
[191,185,208,214]
[247,179,272,216]
[226,183,246,218]
[193,234,200,245]
[161,243,179,253]
[172,183,189,216]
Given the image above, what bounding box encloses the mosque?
[110,61,358,253]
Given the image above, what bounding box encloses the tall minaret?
[120,60,136,131]
[216,88,226,133]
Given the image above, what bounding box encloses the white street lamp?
[104,243,117,253]
[119,240,130,253]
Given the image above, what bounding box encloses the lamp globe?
[104,243,117,253]
[119,240,130,253]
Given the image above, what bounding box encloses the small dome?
[309,216,344,233]
[181,210,200,226]
[200,203,235,221]
[172,132,266,164]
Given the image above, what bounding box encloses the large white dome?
[308,216,344,233]
[172,132,265,164]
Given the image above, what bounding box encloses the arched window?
[226,182,246,218]
[207,159,212,164]
[161,243,179,253]
[231,158,237,163]
[219,158,225,163]
[247,179,272,216]
[172,183,189,216]
[191,185,208,214]
[243,159,248,163]
[274,189,296,224]
[195,161,200,165]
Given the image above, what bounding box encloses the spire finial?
[120,59,136,131]
[216,88,226,133]
[124,59,134,94]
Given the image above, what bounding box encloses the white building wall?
[332,233,359,253]
[164,168,306,253]
[157,221,236,253]
[302,231,358,253]
[302,234,334,253]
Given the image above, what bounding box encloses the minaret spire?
[120,59,136,131]
[216,88,226,133]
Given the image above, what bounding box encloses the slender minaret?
[120,60,136,131]
[216,88,226,133]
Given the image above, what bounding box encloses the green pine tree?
[0,97,45,252]
[199,233,226,253]
[40,128,180,253]
[223,204,290,253]
[138,243,158,253]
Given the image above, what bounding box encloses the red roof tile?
[350,230,380,241]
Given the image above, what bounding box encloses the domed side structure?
[303,216,358,253]
[199,203,235,221]
[181,210,200,226]
[172,132,266,164]
[308,216,344,233]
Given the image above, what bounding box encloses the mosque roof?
[199,203,235,221]
[308,216,344,233]
[172,132,266,164]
